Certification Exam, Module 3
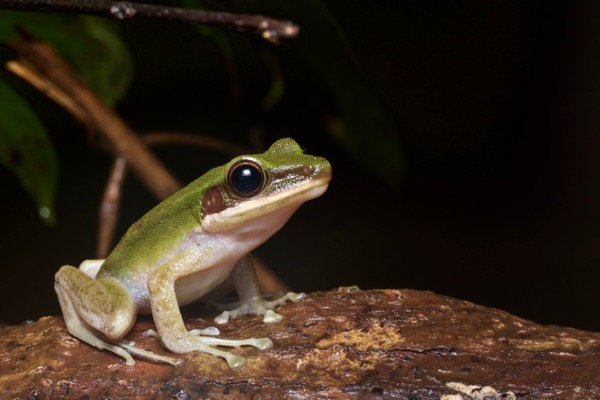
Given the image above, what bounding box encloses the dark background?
[1,2,598,331]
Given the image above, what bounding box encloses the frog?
[54,138,332,369]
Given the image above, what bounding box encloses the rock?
[1,288,599,399]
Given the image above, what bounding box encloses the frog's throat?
[201,177,329,233]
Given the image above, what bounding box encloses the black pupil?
[230,163,263,196]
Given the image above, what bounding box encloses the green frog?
[54,138,331,369]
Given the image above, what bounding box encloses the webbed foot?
[214,291,306,324]
[119,340,184,366]
[143,328,272,369]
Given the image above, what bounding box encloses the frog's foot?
[143,327,220,338]
[119,340,184,366]
[214,291,306,325]
[144,329,272,369]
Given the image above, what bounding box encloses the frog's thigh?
[54,270,136,365]
[55,265,136,340]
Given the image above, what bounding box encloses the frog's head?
[200,138,331,235]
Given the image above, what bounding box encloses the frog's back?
[97,170,214,279]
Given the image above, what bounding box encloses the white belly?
[174,259,236,306]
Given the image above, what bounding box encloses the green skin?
[54,138,332,369]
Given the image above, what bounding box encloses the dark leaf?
[177,0,404,184]
[0,12,134,220]
[0,12,134,106]
[278,0,404,184]
[0,78,58,223]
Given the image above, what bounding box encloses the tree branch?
[0,0,299,43]
[2,289,599,398]
[97,157,126,259]
[9,37,182,200]
[5,59,86,123]
[143,131,252,156]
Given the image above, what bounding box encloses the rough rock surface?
[1,288,599,399]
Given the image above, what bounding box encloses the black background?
[1,2,598,331]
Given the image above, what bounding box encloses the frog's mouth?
[201,176,330,234]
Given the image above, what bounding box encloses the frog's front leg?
[147,260,273,369]
[213,256,306,324]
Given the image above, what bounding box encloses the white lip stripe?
[202,178,330,232]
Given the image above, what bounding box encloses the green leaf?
[74,16,135,107]
[0,78,58,224]
[0,12,134,106]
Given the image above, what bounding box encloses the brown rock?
[1,289,599,399]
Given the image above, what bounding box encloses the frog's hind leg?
[55,265,185,366]
[55,266,137,338]
[55,265,144,363]
[54,271,137,365]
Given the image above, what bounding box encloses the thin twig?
[143,131,252,156]
[5,60,86,123]
[0,0,299,44]
[97,157,126,258]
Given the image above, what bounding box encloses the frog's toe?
[226,354,246,369]
[254,337,273,350]
[290,292,307,302]
[119,340,183,366]
[263,309,283,323]
[214,310,232,324]
[189,327,220,336]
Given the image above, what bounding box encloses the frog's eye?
[227,160,266,197]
